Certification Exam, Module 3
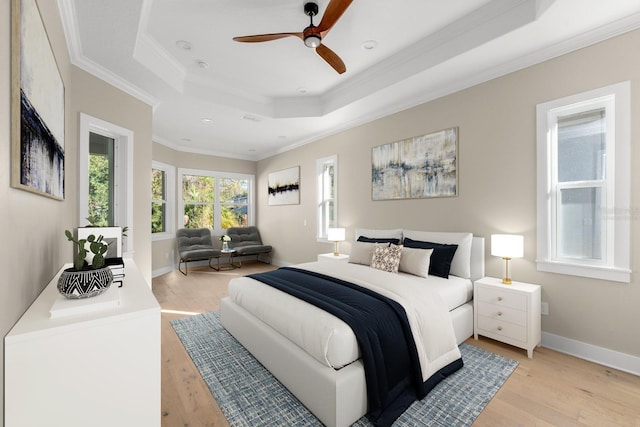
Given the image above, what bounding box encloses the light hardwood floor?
[153,262,640,426]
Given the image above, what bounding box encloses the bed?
[220,229,485,427]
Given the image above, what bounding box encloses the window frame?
[536,81,631,282]
[79,113,134,257]
[151,161,175,241]
[316,155,338,241]
[177,168,255,234]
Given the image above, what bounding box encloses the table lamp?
[327,228,346,256]
[491,234,524,284]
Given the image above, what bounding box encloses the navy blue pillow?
[357,236,401,245]
[403,237,458,278]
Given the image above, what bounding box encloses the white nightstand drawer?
[476,286,527,310]
[474,277,542,358]
[477,301,527,326]
[477,315,527,342]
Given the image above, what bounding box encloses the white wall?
[256,30,640,361]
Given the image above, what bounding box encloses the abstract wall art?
[372,127,458,200]
[11,0,65,200]
[268,166,300,206]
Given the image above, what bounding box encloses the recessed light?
[297,87,308,94]
[201,118,213,124]
[196,60,209,69]
[361,40,378,50]
[176,40,192,51]
[181,137,192,142]
[248,148,256,152]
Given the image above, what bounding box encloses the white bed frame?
[220,237,485,427]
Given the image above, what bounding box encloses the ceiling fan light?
[304,35,321,48]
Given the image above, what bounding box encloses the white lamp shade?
[327,228,346,242]
[491,234,524,258]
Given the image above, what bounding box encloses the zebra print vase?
[57,267,114,299]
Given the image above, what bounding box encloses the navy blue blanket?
[248,267,461,426]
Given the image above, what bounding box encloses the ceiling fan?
[233,0,353,74]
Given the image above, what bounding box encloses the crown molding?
[57,0,159,108]
[152,135,259,161]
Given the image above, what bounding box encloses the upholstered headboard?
[354,228,485,281]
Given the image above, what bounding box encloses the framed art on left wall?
[11,0,65,200]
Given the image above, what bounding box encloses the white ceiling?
[57,0,640,160]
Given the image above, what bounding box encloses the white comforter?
[227,261,462,382]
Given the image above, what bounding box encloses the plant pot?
[57,267,114,299]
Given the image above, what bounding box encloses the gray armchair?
[226,226,272,266]
[176,228,221,275]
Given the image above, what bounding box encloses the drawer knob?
[497,311,503,316]
[497,297,503,302]
[497,326,503,331]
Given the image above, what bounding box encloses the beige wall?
[151,142,257,274]
[1,1,70,422]
[70,67,153,284]
[0,1,153,423]
[257,30,640,358]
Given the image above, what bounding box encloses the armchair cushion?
[176,228,220,261]
[226,226,272,257]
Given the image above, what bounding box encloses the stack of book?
[106,257,125,286]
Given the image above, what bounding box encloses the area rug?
[171,311,517,426]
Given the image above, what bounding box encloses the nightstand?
[317,253,349,262]
[474,276,541,358]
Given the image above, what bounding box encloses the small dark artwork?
[268,166,300,205]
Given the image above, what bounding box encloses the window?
[536,82,630,282]
[316,155,338,239]
[79,113,134,256]
[152,161,175,240]
[88,133,115,226]
[178,168,254,233]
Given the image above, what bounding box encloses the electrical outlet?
[541,302,549,316]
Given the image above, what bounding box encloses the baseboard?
[152,256,285,278]
[542,332,640,376]
[270,258,292,267]
[152,264,176,278]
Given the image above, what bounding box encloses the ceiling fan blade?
[233,32,303,43]
[316,44,346,74]
[318,0,353,37]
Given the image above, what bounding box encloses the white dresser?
[5,261,161,427]
[474,276,541,358]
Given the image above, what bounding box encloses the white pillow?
[399,247,433,278]
[355,228,403,241]
[402,230,473,278]
[348,241,376,266]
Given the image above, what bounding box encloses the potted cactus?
[57,230,114,299]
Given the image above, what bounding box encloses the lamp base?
[502,257,512,285]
